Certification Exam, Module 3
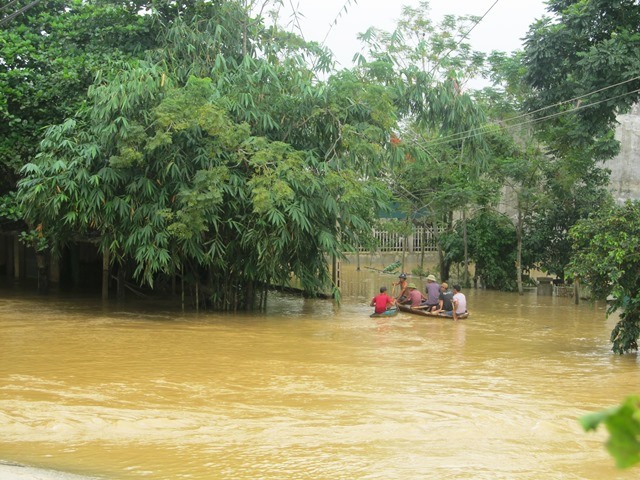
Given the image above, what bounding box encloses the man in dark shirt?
[432,282,453,313]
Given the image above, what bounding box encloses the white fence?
[363,226,440,253]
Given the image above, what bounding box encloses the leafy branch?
[581,396,640,469]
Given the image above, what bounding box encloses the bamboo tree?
[16,2,399,309]
[352,2,492,284]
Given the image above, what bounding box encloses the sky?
[274,0,549,69]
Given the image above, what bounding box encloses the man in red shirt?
[370,286,396,314]
[407,282,426,307]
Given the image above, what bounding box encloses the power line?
[427,0,500,78]
[415,76,640,149]
[492,75,640,129]
[1,0,23,12]
[0,0,40,27]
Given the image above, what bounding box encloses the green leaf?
[580,396,640,469]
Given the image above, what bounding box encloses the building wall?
[608,103,640,202]
[496,105,640,219]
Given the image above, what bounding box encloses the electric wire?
[0,0,39,27]
[413,77,640,149]
[427,0,500,78]
[1,0,22,12]
[486,75,640,129]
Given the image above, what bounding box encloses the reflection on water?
[0,269,638,479]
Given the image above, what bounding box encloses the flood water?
[0,269,638,479]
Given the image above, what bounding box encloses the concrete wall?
[608,103,640,202]
[495,105,640,219]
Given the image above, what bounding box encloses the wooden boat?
[397,304,469,319]
[370,307,398,318]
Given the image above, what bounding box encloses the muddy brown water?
[0,269,638,479]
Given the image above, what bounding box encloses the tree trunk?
[195,280,199,313]
[181,264,185,312]
[332,254,337,298]
[439,212,453,281]
[245,280,255,310]
[516,209,523,295]
[36,252,48,294]
[102,245,109,301]
[462,208,470,288]
[116,264,126,300]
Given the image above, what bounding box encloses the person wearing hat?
[393,273,409,303]
[406,282,427,307]
[419,274,440,310]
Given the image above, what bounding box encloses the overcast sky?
[274,0,549,68]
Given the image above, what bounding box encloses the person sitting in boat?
[431,282,453,314]
[405,282,427,307]
[442,284,467,320]
[370,286,396,314]
[393,273,409,303]
[418,274,440,310]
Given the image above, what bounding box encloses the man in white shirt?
[452,284,467,321]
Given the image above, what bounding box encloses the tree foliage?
[0,0,155,191]
[515,0,633,281]
[442,209,517,291]
[581,395,640,469]
[523,0,640,162]
[568,201,640,354]
[16,3,398,309]
[520,159,613,281]
[353,1,495,283]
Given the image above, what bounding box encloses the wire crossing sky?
[275,0,547,68]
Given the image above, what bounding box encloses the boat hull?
[397,304,469,319]
[370,307,398,318]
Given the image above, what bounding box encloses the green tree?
[524,164,613,282]
[0,0,155,192]
[354,1,493,285]
[16,3,398,309]
[517,0,635,281]
[523,0,640,162]
[479,127,545,292]
[476,51,548,293]
[442,209,518,291]
[568,201,640,354]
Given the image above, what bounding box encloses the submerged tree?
[520,0,638,280]
[568,201,640,354]
[16,2,398,309]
